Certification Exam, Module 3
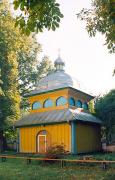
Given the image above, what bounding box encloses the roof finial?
[58,48,61,57]
[54,50,65,71]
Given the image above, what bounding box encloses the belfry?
[15,56,101,154]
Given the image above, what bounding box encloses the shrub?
[45,144,68,159]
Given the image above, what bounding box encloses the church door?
[38,135,46,153]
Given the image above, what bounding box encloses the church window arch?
[32,101,42,110]
[56,96,67,106]
[43,99,53,108]
[76,100,82,108]
[82,102,88,110]
[69,97,75,106]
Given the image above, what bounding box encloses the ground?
[0,153,115,180]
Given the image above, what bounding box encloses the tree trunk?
[0,130,4,152]
[3,135,7,151]
[0,130,7,152]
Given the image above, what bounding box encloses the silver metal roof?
[25,56,94,96]
[27,71,85,96]
[15,108,102,127]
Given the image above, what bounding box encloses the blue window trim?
[43,98,53,108]
[68,97,75,106]
[32,101,42,110]
[76,100,82,108]
[71,121,77,154]
[56,96,67,106]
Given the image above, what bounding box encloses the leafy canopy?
[95,89,115,143]
[0,5,54,145]
[13,0,63,35]
[77,0,115,53]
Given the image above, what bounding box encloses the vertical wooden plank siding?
[19,123,71,153]
[71,122,77,154]
[76,123,101,153]
[18,128,20,153]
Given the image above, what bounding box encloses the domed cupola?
[27,53,84,96]
[54,55,65,71]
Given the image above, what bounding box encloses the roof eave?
[24,86,95,99]
[15,120,69,128]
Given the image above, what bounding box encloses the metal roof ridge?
[68,108,102,123]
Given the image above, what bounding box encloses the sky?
[36,0,115,96]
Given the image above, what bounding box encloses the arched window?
[38,130,47,135]
[76,100,82,108]
[43,99,53,108]
[32,101,42,110]
[69,97,75,106]
[82,102,88,110]
[56,96,67,106]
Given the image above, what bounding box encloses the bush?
[45,144,68,159]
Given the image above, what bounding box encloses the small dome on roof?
[54,56,65,65]
[54,55,65,71]
[26,54,93,97]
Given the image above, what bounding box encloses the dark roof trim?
[24,86,94,99]
[24,87,68,97]
[16,119,100,128]
[15,121,68,128]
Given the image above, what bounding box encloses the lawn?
[0,153,115,180]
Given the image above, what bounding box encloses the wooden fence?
[0,155,115,170]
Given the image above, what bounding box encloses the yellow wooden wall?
[76,123,101,153]
[19,123,71,153]
[29,89,69,113]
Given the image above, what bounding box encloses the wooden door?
[38,135,46,153]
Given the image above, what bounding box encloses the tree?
[13,0,63,35]
[95,89,115,144]
[88,99,95,114]
[0,6,54,151]
[20,56,54,113]
[18,35,41,97]
[77,0,115,53]
[36,55,55,80]
[0,9,22,151]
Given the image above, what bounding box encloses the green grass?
[65,152,115,160]
[0,154,115,180]
[1,151,115,160]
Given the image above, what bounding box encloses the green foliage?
[0,8,29,130]
[18,35,41,95]
[95,89,115,144]
[20,55,54,111]
[77,0,115,53]
[5,127,17,143]
[0,71,3,96]
[45,144,68,159]
[0,5,55,149]
[88,100,95,114]
[36,56,55,80]
[0,30,20,131]
[13,0,63,35]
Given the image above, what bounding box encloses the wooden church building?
[15,56,102,154]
